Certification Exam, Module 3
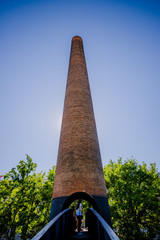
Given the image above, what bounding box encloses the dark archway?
[62,192,98,211]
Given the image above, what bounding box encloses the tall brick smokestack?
[50,36,111,225]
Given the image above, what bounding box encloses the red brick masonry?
[52,36,107,198]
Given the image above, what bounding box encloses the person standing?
[76,199,83,232]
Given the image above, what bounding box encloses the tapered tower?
[50,36,111,225]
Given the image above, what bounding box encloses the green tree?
[40,166,56,224]
[0,155,55,239]
[104,158,160,240]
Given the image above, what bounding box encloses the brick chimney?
[50,36,111,226]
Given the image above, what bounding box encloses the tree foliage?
[1,156,160,239]
[0,155,55,240]
[104,158,160,240]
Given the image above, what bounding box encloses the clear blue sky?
[0,0,160,174]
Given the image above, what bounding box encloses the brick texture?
[52,36,107,198]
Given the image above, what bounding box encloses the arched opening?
[62,192,98,211]
[62,192,98,232]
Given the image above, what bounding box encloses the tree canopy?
[104,158,160,240]
[0,155,55,240]
[0,156,159,239]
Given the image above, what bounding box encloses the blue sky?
[0,0,160,174]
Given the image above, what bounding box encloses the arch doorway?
[62,192,99,232]
[62,192,98,211]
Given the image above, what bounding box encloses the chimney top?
[72,36,82,42]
